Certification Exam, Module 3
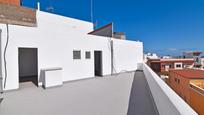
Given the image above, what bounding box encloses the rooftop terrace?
[0,63,198,115]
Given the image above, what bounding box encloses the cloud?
[168,48,177,51]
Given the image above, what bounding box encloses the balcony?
[0,63,197,115]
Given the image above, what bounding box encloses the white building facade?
[0,11,143,90]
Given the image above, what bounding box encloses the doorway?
[18,48,38,86]
[94,51,102,76]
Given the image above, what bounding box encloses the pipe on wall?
[3,24,9,89]
[0,29,3,93]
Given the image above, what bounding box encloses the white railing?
[142,63,198,115]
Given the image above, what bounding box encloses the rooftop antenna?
[91,0,93,23]
[46,0,54,12]
[37,2,40,11]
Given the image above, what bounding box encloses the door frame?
[94,50,103,76]
[18,47,38,86]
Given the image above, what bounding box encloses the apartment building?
[168,69,204,115]
[147,58,194,73]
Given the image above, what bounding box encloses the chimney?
[0,0,21,6]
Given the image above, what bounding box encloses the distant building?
[161,55,172,59]
[0,0,20,6]
[183,51,202,68]
[113,32,126,40]
[144,53,159,62]
[88,23,127,40]
[201,58,204,69]
[147,58,194,73]
[167,69,204,115]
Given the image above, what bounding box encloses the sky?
[21,0,204,56]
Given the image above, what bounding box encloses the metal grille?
[73,51,81,59]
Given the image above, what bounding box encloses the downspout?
[111,23,114,75]
[3,24,9,89]
[0,29,3,94]
[111,39,113,75]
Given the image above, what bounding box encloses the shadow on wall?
[39,70,45,87]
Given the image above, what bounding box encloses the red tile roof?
[170,69,204,79]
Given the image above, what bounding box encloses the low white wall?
[143,63,198,115]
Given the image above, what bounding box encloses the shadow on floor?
[19,76,38,87]
[127,71,159,115]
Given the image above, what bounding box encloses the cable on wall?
[0,29,2,94]
[3,24,9,89]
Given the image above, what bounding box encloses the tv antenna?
[91,0,94,23]
[46,0,54,12]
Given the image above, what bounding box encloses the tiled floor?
[0,72,134,115]
[0,71,158,115]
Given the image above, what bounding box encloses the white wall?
[0,11,143,90]
[112,39,143,73]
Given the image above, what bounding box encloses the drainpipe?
[111,39,113,75]
[0,29,3,106]
[0,29,3,94]
[37,2,40,11]
[111,23,114,75]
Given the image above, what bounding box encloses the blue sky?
[21,0,204,56]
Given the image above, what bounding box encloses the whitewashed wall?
[0,11,143,90]
[112,39,143,73]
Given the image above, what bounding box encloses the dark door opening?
[18,48,38,86]
[94,51,102,76]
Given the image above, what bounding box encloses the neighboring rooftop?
[183,51,202,56]
[148,58,194,63]
[88,23,126,40]
[170,69,204,79]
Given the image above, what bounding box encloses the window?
[178,79,180,84]
[85,51,91,59]
[176,64,181,68]
[169,65,172,68]
[162,65,165,68]
[73,50,81,59]
[175,78,177,82]
[196,57,199,63]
